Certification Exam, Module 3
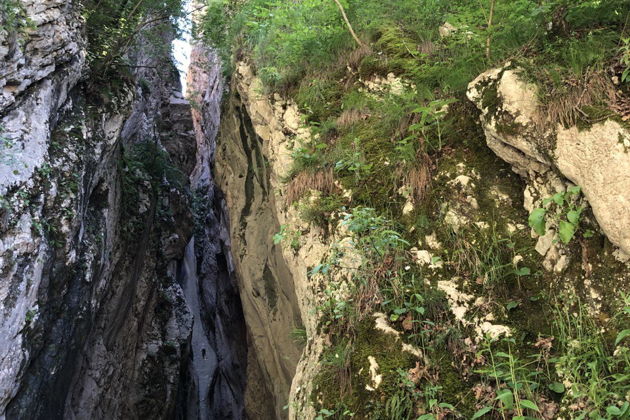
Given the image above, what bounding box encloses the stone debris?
[365,356,383,391]
[438,280,511,341]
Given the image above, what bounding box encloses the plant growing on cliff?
[82,0,185,82]
[0,126,15,166]
[620,37,630,84]
[408,99,456,152]
[342,207,409,258]
[528,186,585,244]
[334,139,373,183]
[273,224,302,251]
[474,336,552,420]
[120,142,184,239]
[0,0,32,35]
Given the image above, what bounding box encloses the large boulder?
[468,67,630,256]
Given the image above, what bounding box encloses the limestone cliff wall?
[214,63,325,419]
[214,62,352,419]
[0,3,210,418]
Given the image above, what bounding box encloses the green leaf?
[552,192,565,206]
[506,301,520,311]
[438,403,455,410]
[567,209,581,225]
[515,266,531,276]
[520,399,539,412]
[558,220,576,244]
[615,329,630,346]
[567,185,581,195]
[583,229,595,238]
[496,389,514,409]
[607,406,622,416]
[548,382,565,393]
[471,406,492,419]
[528,208,547,236]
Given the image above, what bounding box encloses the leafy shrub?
[82,0,185,83]
[0,0,31,35]
[528,186,585,245]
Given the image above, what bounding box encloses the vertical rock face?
[213,65,306,418]
[0,0,85,193]
[1,36,190,419]
[0,3,250,419]
[180,43,249,419]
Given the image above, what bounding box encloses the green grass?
[551,295,630,418]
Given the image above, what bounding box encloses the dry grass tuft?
[354,257,391,319]
[396,150,432,202]
[286,168,337,204]
[540,71,616,127]
[336,108,370,127]
[404,164,432,202]
[418,40,436,55]
[344,45,373,70]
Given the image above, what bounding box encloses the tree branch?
[485,0,496,60]
[332,0,367,49]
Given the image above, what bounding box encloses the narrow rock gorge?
[0,1,253,418]
[2,1,630,419]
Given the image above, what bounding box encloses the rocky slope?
[468,67,630,258]
[210,60,630,419]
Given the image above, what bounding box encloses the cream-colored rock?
[444,208,469,231]
[425,233,442,250]
[439,22,457,38]
[613,249,630,263]
[402,200,415,215]
[372,313,426,359]
[469,66,630,256]
[374,312,401,337]
[467,68,550,177]
[365,356,382,391]
[535,229,556,256]
[361,72,413,97]
[438,280,511,341]
[556,121,630,254]
[413,249,443,269]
